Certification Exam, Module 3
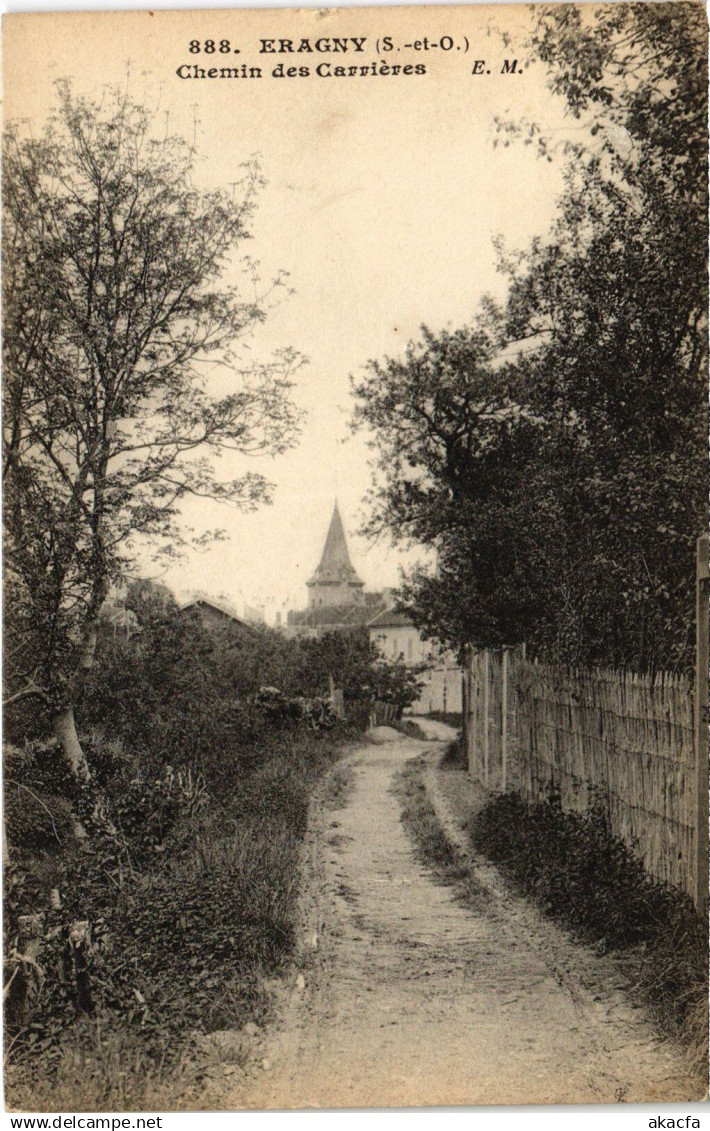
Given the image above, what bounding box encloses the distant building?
[287,501,387,637]
[367,607,435,665]
[306,501,365,609]
[179,596,249,633]
[288,593,387,637]
[367,606,462,716]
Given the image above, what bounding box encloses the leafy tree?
[496,2,707,670]
[351,322,567,657]
[79,597,424,789]
[496,181,704,668]
[353,4,707,671]
[3,82,302,805]
[289,629,426,709]
[524,3,706,203]
[82,586,267,780]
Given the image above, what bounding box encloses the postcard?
[3,2,707,1113]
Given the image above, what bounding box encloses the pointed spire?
[307,501,364,590]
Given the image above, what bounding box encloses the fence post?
[8,913,46,1026]
[694,533,709,917]
[483,650,490,788]
[332,688,345,720]
[501,648,508,793]
[465,648,474,775]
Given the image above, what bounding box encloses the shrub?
[440,736,466,769]
[470,790,708,1050]
[4,741,78,851]
[4,580,369,1105]
[5,784,75,853]
[4,717,349,1104]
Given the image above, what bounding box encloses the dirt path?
[227,724,701,1109]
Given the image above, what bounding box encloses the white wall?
[370,625,433,664]
[370,624,462,715]
[410,665,463,716]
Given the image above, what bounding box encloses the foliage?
[106,764,207,866]
[285,628,427,709]
[496,4,707,672]
[3,80,301,783]
[77,599,426,787]
[4,741,78,851]
[4,716,350,1105]
[4,577,402,1103]
[470,788,707,1051]
[288,630,374,700]
[81,596,269,784]
[352,4,707,672]
[523,3,707,205]
[394,755,486,907]
[4,560,392,1109]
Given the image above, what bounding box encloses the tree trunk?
[52,704,92,785]
[66,920,93,1014]
[50,613,119,837]
[51,703,116,836]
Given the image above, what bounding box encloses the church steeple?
[306,501,365,608]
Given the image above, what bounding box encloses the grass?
[439,735,466,770]
[393,754,486,910]
[322,760,355,809]
[5,726,352,1111]
[6,1016,199,1112]
[426,711,462,728]
[470,791,708,1071]
[396,718,431,741]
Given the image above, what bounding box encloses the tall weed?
[471,791,707,1056]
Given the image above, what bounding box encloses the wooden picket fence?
[463,649,702,905]
[370,700,399,727]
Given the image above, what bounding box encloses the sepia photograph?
[2,0,708,1114]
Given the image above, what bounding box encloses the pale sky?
[4,5,570,621]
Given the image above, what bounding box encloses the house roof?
[307,501,364,589]
[367,607,415,629]
[179,597,246,626]
[289,600,386,629]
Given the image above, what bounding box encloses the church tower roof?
[307,501,364,590]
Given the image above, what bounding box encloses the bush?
[470,789,708,1050]
[4,741,78,851]
[5,784,75,853]
[4,719,348,1103]
[471,789,668,946]
[440,736,466,769]
[4,581,372,1105]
